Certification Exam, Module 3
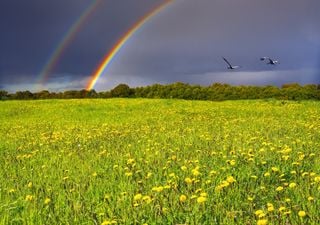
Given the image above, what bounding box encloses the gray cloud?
[1,0,319,91]
[105,0,320,85]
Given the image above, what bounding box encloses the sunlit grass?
[0,99,319,224]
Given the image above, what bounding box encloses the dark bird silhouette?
[222,57,240,69]
[260,57,279,65]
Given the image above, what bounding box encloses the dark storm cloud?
[1,0,319,91]
[0,0,165,89]
[110,0,320,73]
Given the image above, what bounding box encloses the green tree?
[110,84,133,97]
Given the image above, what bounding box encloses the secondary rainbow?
[86,0,173,91]
[36,0,103,89]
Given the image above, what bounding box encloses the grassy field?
[0,99,319,224]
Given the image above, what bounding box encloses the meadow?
[0,99,319,225]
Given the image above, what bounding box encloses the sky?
[0,0,319,92]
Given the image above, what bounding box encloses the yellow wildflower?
[133,193,142,201]
[308,196,314,201]
[227,176,236,183]
[152,186,164,192]
[44,198,51,204]
[298,211,306,217]
[101,219,117,225]
[179,194,187,203]
[185,177,193,184]
[276,186,284,191]
[180,166,187,171]
[142,195,152,204]
[257,219,268,225]
[25,195,34,201]
[289,183,297,188]
[196,196,207,203]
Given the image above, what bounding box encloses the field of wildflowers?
[0,99,319,224]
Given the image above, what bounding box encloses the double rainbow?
[37,0,103,88]
[85,0,173,90]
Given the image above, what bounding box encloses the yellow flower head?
[276,186,284,191]
[142,195,152,204]
[298,210,306,217]
[27,182,33,188]
[25,195,34,201]
[196,196,207,204]
[308,196,314,201]
[44,198,51,204]
[227,176,236,183]
[180,166,187,171]
[133,193,142,201]
[179,194,187,203]
[257,219,268,225]
[152,186,164,192]
[185,177,193,184]
[255,210,264,216]
[289,183,297,188]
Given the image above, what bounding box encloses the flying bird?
[260,57,279,65]
[222,57,240,69]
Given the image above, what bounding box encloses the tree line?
[1,83,320,101]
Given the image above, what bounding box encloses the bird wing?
[268,58,273,63]
[222,57,232,67]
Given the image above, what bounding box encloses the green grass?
[0,99,319,224]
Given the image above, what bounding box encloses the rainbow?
[86,0,173,91]
[36,0,103,89]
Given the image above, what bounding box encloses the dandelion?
[25,195,34,201]
[152,186,164,192]
[125,172,133,177]
[227,176,236,183]
[267,203,274,212]
[101,219,117,225]
[289,183,297,188]
[185,177,193,184]
[179,194,187,203]
[180,166,187,171]
[8,189,15,194]
[127,158,135,165]
[200,192,208,197]
[229,160,236,166]
[142,195,152,204]
[196,196,207,204]
[314,176,320,182]
[192,168,201,177]
[298,211,306,217]
[44,198,51,204]
[257,219,268,225]
[27,182,33,188]
[264,172,270,177]
[271,167,279,172]
[308,196,314,201]
[133,193,142,201]
[276,186,284,192]
[255,210,264,217]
